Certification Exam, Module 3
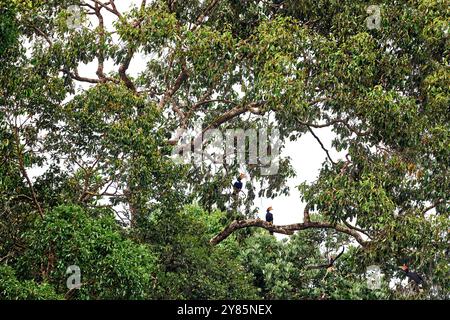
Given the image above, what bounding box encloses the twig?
[306,125,337,165]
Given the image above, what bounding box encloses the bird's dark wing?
[407,272,424,284]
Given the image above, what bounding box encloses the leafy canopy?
[0,0,448,300]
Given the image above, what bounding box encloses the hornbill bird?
[230,173,246,216]
[265,206,274,235]
[399,264,424,289]
[232,173,246,196]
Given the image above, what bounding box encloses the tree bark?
[210,218,368,246]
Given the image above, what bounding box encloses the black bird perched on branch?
[230,173,247,216]
[265,206,274,235]
[232,173,246,195]
[400,264,424,289]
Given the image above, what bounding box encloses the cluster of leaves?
[134,205,259,299]
[0,203,260,300]
[13,205,160,299]
[238,228,391,300]
[0,0,18,57]
[0,0,448,300]
[0,265,61,300]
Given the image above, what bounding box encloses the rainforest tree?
[0,0,448,299]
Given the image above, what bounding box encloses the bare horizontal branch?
[210,218,368,247]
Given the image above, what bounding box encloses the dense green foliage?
[0,265,62,300]
[0,0,448,300]
[0,1,18,57]
[138,206,259,299]
[16,205,160,299]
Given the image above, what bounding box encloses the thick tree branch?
[193,0,222,30]
[108,0,121,18]
[203,101,266,132]
[87,0,122,18]
[210,219,368,247]
[169,100,266,146]
[94,3,107,82]
[303,203,311,222]
[158,61,189,110]
[343,219,372,239]
[62,68,118,84]
[118,48,137,91]
[296,115,372,137]
[30,25,53,47]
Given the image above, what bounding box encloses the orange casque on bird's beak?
[399,264,408,271]
[239,173,246,179]
[267,206,273,211]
